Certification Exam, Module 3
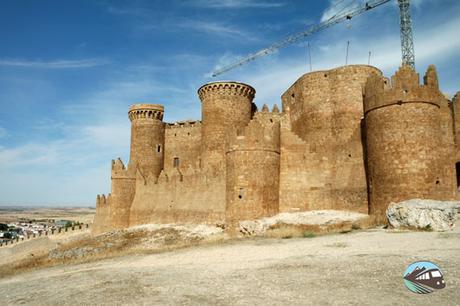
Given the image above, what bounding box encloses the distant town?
[0,219,86,243]
[0,206,95,245]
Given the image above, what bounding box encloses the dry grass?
[263,216,376,239]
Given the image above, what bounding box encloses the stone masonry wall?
[364,65,456,222]
[92,194,111,234]
[129,169,225,226]
[198,82,255,177]
[225,106,281,228]
[454,93,460,151]
[109,158,136,229]
[164,121,202,173]
[128,104,165,178]
[280,65,381,213]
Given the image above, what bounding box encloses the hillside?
[0,220,459,305]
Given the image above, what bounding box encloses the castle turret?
[109,158,136,229]
[92,193,112,234]
[364,65,456,222]
[280,65,382,213]
[109,104,165,229]
[128,104,165,178]
[225,107,281,229]
[198,82,255,176]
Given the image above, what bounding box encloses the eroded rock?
[239,210,369,236]
[386,199,459,231]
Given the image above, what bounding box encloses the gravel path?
[0,225,459,305]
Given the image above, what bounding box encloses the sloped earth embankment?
[0,224,225,277]
[0,218,459,305]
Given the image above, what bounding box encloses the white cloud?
[0,58,109,69]
[321,0,361,22]
[208,52,246,76]
[186,0,285,8]
[141,19,257,42]
[180,20,248,38]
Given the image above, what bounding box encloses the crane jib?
[211,0,395,77]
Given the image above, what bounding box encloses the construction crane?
[212,0,415,77]
[398,0,415,69]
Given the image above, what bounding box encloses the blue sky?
[0,0,459,206]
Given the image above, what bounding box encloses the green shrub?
[303,231,316,238]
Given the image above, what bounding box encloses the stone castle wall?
[92,194,111,234]
[108,158,136,229]
[198,82,255,176]
[453,93,460,152]
[129,169,226,226]
[92,64,459,233]
[164,121,202,173]
[364,65,456,221]
[280,65,381,214]
[226,106,281,228]
[128,104,165,178]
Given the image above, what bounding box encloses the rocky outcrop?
[386,199,459,231]
[239,210,369,236]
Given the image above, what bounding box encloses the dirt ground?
[0,222,459,305]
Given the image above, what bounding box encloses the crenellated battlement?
[251,104,282,124]
[166,120,201,129]
[198,81,255,100]
[111,158,126,171]
[128,104,164,121]
[227,105,281,154]
[364,65,444,114]
[96,193,111,207]
[133,166,211,192]
[111,158,135,179]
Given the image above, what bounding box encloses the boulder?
[386,199,459,231]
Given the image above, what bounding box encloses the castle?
[92,64,460,234]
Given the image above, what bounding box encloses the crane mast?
[212,0,416,77]
[398,0,415,69]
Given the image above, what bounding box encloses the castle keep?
[93,65,459,233]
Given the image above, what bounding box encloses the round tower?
[364,65,456,223]
[281,65,382,213]
[128,104,165,178]
[198,81,255,176]
[225,111,281,229]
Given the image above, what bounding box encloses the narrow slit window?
[173,157,180,168]
[456,162,460,189]
[157,145,162,153]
